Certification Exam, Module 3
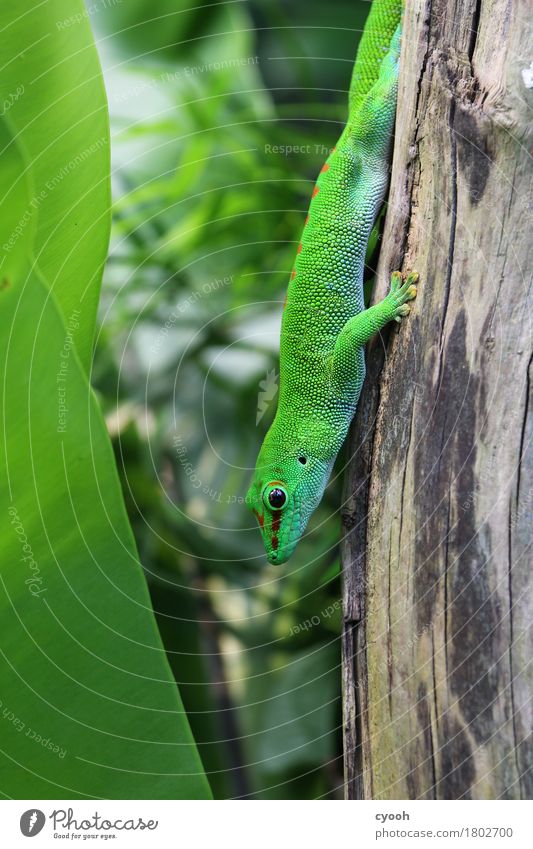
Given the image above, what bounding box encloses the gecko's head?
[246,450,333,565]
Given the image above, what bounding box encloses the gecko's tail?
[348,0,403,119]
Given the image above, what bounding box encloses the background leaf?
[0,34,211,802]
[0,0,111,370]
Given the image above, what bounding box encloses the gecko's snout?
[265,537,298,566]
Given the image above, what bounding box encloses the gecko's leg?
[332,270,418,385]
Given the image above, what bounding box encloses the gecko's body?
[247,0,417,564]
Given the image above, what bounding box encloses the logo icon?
[20,810,45,837]
[256,369,279,425]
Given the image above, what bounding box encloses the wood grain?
[341,0,532,799]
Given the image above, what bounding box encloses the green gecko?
[247,0,417,564]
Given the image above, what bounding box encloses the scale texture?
[247,0,417,563]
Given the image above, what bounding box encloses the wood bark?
[341,0,532,799]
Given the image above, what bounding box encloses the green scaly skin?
[247,0,417,564]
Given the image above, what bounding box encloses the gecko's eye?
[298,456,307,465]
[263,484,287,511]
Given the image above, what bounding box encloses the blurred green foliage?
[93,0,370,799]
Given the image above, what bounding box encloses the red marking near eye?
[297,243,302,254]
[272,513,281,534]
[291,270,296,280]
[312,186,319,198]
[320,163,330,173]
[304,215,309,225]
[271,536,279,550]
[253,508,264,529]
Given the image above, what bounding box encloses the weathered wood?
[341,0,532,799]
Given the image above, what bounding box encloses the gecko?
[246,0,417,564]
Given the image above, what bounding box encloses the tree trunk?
[341,0,532,800]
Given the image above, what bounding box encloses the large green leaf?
[0,77,210,805]
[0,0,111,370]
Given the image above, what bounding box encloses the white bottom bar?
[1,799,532,848]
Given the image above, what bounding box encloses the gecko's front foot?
[388,270,419,322]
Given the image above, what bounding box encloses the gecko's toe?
[390,270,403,292]
[395,270,419,302]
